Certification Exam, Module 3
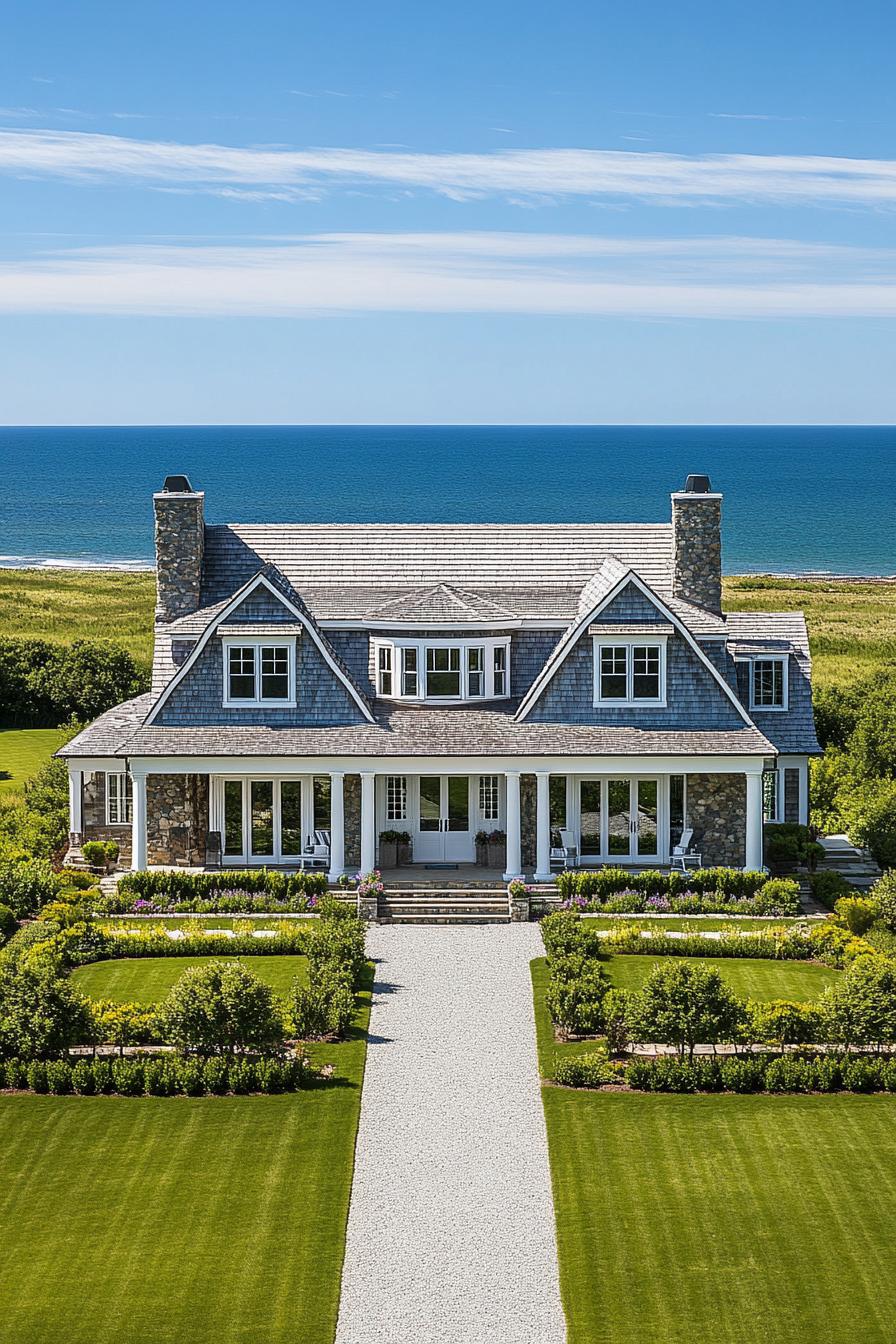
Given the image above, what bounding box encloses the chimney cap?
[161,474,196,494]
[684,473,712,494]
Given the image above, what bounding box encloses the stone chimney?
[670,473,722,615]
[153,475,205,624]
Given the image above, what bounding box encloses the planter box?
[487,842,506,870]
[397,841,412,866]
[379,840,398,869]
[475,842,489,867]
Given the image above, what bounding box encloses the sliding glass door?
[219,777,318,863]
[578,777,661,862]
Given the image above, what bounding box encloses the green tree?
[820,956,896,1051]
[0,956,92,1059]
[161,960,284,1056]
[630,962,748,1059]
[750,1000,820,1050]
[838,776,896,869]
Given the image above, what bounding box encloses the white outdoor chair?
[301,831,331,869]
[671,827,702,872]
[550,828,579,871]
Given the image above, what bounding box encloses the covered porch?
[65,751,781,878]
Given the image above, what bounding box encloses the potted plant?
[81,839,119,874]
[379,830,401,868]
[396,831,412,866]
[475,830,489,866]
[487,829,506,869]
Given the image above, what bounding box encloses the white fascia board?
[63,756,125,773]
[126,752,767,778]
[318,618,528,631]
[144,572,375,726]
[515,569,756,728]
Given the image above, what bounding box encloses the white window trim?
[373,637,511,704]
[592,636,667,708]
[222,635,297,709]
[385,774,408,822]
[106,771,133,825]
[763,768,783,823]
[749,656,789,712]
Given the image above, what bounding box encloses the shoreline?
[1,560,894,584]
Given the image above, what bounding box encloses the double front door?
[415,775,472,862]
[579,777,660,862]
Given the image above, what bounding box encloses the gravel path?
[335,925,566,1344]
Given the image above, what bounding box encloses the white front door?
[415,775,472,861]
[579,777,661,863]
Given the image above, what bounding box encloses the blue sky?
[1,0,894,424]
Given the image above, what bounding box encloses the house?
[60,472,819,880]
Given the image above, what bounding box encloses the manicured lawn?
[72,954,310,1004]
[0,962,372,1344]
[544,1088,896,1344]
[602,952,839,999]
[0,726,67,796]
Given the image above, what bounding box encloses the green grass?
[0,569,155,672]
[0,726,68,797]
[0,961,372,1344]
[724,575,896,689]
[602,952,839,998]
[71,954,310,1004]
[544,1089,896,1344]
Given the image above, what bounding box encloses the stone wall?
[344,774,361,869]
[686,773,746,868]
[153,486,205,624]
[671,493,722,614]
[145,773,210,866]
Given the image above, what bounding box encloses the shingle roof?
[363,583,518,623]
[60,695,774,761]
[725,611,820,754]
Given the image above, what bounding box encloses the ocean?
[1,425,894,575]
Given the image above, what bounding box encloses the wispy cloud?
[1,129,896,208]
[708,112,809,123]
[1,231,894,318]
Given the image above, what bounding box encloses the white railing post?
[328,771,345,883]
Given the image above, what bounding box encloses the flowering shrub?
[111,868,327,913]
[558,872,800,917]
[356,870,384,900]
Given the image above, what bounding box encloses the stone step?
[383,912,511,925]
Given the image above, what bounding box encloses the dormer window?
[751,657,787,710]
[223,637,296,707]
[374,637,511,703]
[593,638,666,707]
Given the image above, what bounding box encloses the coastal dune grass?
[545,1089,896,1344]
[71,953,310,1004]
[0,963,372,1344]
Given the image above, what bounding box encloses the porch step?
[378,888,510,924]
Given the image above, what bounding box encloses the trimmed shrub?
[835,896,878,936]
[290,969,355,1041]
[820,956,896,1049]
[161,960,285,1057]
[554,1050,623,1088]
[620,1053,890,1095]
[554,869,799,916]
[871,871,896,934]
[0,858,59,918]
[751,1000,822,1049]
[764,824,824,869]
[810,870,855,910]
[0,903,16,945]
[545,966,609,1039]
[629,961,748,1058]
[113,868,327,913]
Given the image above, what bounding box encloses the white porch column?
[797,761,809,827]
[360,771,376,874]
[329,771,345,883]
[534,771,552,882]
[745,771,764,870]
[503,770,522,881]
[131,772,148,871]
[67,765,83,838]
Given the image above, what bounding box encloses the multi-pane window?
[402,647,418,696]
[763,770,780,822]
[479,774,500,821]
[378,644,393,695]
[228,646,256,699]
[752,658,786,709]
[374,639,510,702]
[599,646,628,700]
[226,642,293,703]
[595,641,664,705]
[106,772,132,825]
[260,646,289,699]
[386,775,408,821]
[426,646,462,697]
[493,645,507,696]
[467,647,484,697]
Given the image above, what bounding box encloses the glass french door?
[578,778,660,862]
[222,778,306,863]
[415,776,471,861]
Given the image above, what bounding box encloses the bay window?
[373,637,511,703]
[594,638,665,706]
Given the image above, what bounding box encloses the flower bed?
[556,868,800,917]
[103,868,328,915]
